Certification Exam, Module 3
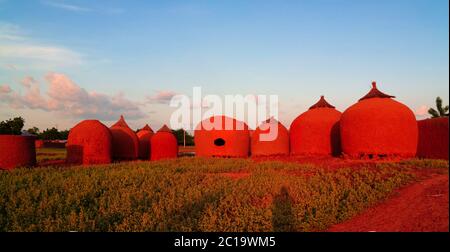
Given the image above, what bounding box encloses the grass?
[36,148,66,162]
[2,156,445,232]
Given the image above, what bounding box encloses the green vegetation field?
[36,148,66,163]
[0,156,448,232]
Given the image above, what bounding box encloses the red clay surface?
[328,173,449,232]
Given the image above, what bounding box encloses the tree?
[172,129,194,146]
[428,97,449,118]
[27,127,40,136]
[40,127,62,140]
[59,130,69,140]
[0,117,25,135]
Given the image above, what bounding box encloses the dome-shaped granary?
[150,125,178,161]
[0,135,36,170]
[340,82,418,158]
[195,115,250,157]
[66,120,112,165]
[416,117,449,160]
[137,124,154,160]
[251,118,289,156]
[290,96,342,156]
[110,115,139,160]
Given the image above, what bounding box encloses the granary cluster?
[1,81,448,170]
[65,116,178,165]
[195,82,447,160]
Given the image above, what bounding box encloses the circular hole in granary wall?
[214,138,226,146]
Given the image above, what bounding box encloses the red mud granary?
[340,82,418,158]
[290,96,342,156]
[195,115,250,157]
[110,115,139,160]
[151,125,178,161]
[0,135,36,170]
[137,124,154,160]
[417,117,449,160]
[66,120,112,165]
[251,118,289,156]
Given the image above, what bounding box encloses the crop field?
[36,148,66,163]
[1,149,447,232]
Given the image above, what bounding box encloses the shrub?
[0,158,425,231]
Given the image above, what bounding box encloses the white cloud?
[0,22,25,41]
[41,0,92,12]
[0,22,83,69]
[0,73,147,121]
[0,84,11,93]
[0,44,82,67]
[146,90,179,104]
[3,64,18,70]
[415,105,429,117]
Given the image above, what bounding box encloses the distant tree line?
[27,127,69,140]
[0,116,69,140]
[0,117,24,135]
[172,129,194,146]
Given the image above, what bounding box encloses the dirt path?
[328,174,449,232]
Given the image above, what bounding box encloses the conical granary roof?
[358,81,395,101]
[158,124,172,133]
[111,115,131,129]
[140,124,154,133]
[309,96,335,109]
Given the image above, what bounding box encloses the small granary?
[0,135,36,170]
[251,118,289,156]
[340,81,418,158]
[150,125,178,161]
[110,115,139,160]
[416,117,449,160]
[66,120,112,165]
[290,96,341,156]
[195,115,250,157]
[137,124,154,160]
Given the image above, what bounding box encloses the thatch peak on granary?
[358,81,395,101]
[309,95,336,110]
[158,124,172,133]
[140,124,154,133]
[111,115,132,129]
[263,116,279,124]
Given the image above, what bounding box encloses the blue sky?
[0,0,448,130]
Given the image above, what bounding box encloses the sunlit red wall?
[151,127,178,161]
[110,116,139,160]
[340,98,418,158]
[137,130,154,160]
[290,108,341,156]
[417,117,449,160]
[251,120,289,156]
[0,135,36,170]
[66,120,112,165]
[195,116,250,158]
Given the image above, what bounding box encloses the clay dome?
[66,120,112,165]
[195,115,250,157]
[150,125,178,161]
[110,115,139,160]
[340,82,418,158]
[416,117,448,160]
[290,96,342,156]
[0,135,36,170]
[137,124,154,160]
[251,118,289,156]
